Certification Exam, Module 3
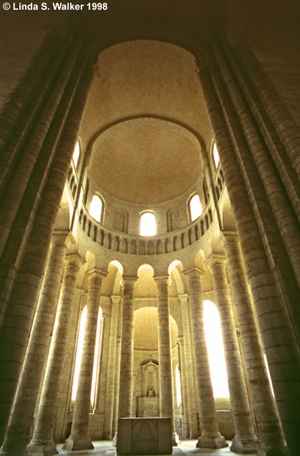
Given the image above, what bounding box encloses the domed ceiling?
[83,40,210,205]
[90,118,202,204]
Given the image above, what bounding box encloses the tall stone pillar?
[118,276,137,418]
[154,276,178,446]
[63,268,107,451]
[211,43,300,292]
[183,267,227,449]
[103,295,121,439]
[208,254,259,454]
[0,45,95,440]
[0,232,73,455]
[222,231,286,455]
[178,294,199,438]
[26,253,83,456]
[198,58,300,455]
[235,41,300,177]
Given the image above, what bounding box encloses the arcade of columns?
[0,25,300,456]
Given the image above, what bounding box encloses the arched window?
[72,141,80,168]
[213,142,220,168]
[140,212,157,236]
[89,194,103,223]
[203,300,229,398]
[72,306,103,407]
[189,194,203,222]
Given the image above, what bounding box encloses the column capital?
[122,275,138,287]
[111,295,121,305]
[52,230,75,249]
[64,252,85,271]
[178,293,188,304]
[154,275,170,287]
[182,266,205,278]
[87,267,107,280]
[206,253,226,269]
[221,230,239,246]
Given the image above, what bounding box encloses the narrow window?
[203,300,229,398]
[90,307,103,407]
[213,143,220,168]
[89,194,102,223]
[175,364,182,407]
[72,306,87,401]
[72,306,103,405]
[189,194,202,221]
[140,212,156,236]
[72,141,80,168]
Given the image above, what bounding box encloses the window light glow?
[72,306,103,405]
[90,307,103,406]
[203,300,229,398]
[72,141,80,168]
[175,364,182,407]
[213,143,220,168]
[140,212,156,236]
[89,194,102,222]
[189,194,203,221]
[72,306,87,401]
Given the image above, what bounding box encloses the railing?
[77,203,214,256]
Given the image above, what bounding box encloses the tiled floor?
[58,440,257,456]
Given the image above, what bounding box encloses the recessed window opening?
[91,307,103,407]
[72,306,87,401]
[72,141,80,168]
[72,306,103,405]
[175,364,182,407]
[189,194,203,221]
[213,143,220,168]
[140,212,156,236]
[89,194,102,222]
[203,300,229,398]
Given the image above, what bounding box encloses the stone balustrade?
[77,203,214,256]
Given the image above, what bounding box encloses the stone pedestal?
[117,418,172,455]
[137,397,159,417]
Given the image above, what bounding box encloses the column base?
[196,432,228,449]
[62,435,94,451]
[172,432,180,447]
[26,439,58,456]
[230,436,260,454]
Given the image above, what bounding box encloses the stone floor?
[58,440,257,456]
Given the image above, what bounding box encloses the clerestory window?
[72,141,80,168]
[140,212,157,236]
[189,194,203,222]
[213,142,220,168]
[89,194,103,223]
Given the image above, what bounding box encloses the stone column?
[212,43,300,291]
[155,276,179,446]
[0,49,95,441]
[118,276,136,418]
[198,59,300,455]
[0,232,73,455]
[63,268,107,451]
[222,231,286,454]
[26,253,83,456]
[235,41,300,177]
[103,295,121,439]
[183,267,227,449]
[178,294,199,438]
[208,254,259,454]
